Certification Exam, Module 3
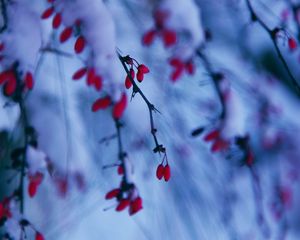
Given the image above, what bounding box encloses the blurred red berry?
[92,96,111,112]
[163,164,171,182]
[105,188,120,200]
[112,93,127,119]
[41,7,54,19]
[156,164,164,180]
[60,27,73,43]
[52,13,62,29]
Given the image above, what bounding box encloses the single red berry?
[41,7,54,19]
[112,93,127,119]
[93,75,102,91]
[28,181,38,198]
[136,64,149,82]
[60,27,73,43]
[163,164,171,182]
[129,197,143,216]
[136,71,144,82]
[156,164,164,180]
[169,58,185,81]
[117,165,124,175]
[171,67,184,82]
[35,232,44,240]
[0,70,14,85]
[24,72,34,90]
[204,130,220,142]
[116,199,130,211]
[72,68,87,80]
[74,36,85,54]
[162,29,177,47]
[52,13,62,29]
[138,64,150,74]
[142,29,156,46]
[4,76,17,96]
[28,172,44,197]
[288,37,297,51]
[169,58,184,68]
[125,68,134,89]
[87,68,96,86]
[105,188,120,200]
[91,96,111,112]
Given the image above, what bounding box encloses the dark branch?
[245,0,300,95]
[118,53,165,155]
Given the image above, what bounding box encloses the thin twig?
[246,0,300,95]
[0,0,8,34]
[196,49,226,120]
[114,119,128,183]
[118,53,165,154]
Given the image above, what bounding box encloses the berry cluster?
[105,181,143,216]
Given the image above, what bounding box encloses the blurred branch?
[114,119,128,183]
[14,67,30,214]
[249,166,271,238]
[118,53,166,155]
[196,49,226,121]
[0,0,7,34]
[41,47,73,58]
[245,0,300,95]
[285,0,300,41]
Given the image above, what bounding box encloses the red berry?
[163,164,171,182]
[142,29,156,46]
[93,75,102,91]
[129,197,143,216]
[24,72,34,90]
[28,181,38,198]
[28,172,44,198]
[52,13,62,29]
[204,130,220,142]
[41,7,54,19]
[116,199,130,211]
[4,76,17,96]
[87,68,96,86]
[112,93,127,119]
[74,36,85,54]
[138,64,150,74]
[171,67,184,82]
[125,68,134,89]
[91,96,111,112]
[60,27,73,43]
[288,37,297,51]
[162,29,177,47]
[136,71,144,82]
[35,232,44,240]
[0,70,14,85]
[117,165,124,175]
[156,164,164,180]
[72,68,87,80]
[105,188,120,200]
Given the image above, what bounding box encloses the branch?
[245,0,300,95]
[114,119,128,183]
[0,0,8,34]
[196,49,226,121]
[14,67,30,214]
[118,53,165,155]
